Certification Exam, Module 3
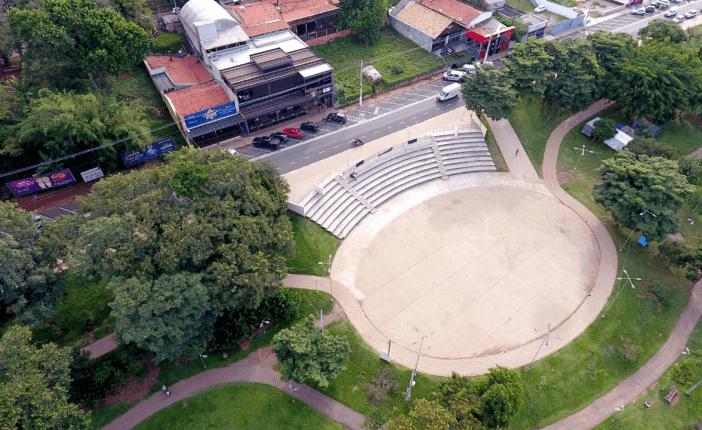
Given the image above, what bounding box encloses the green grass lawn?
[504,104,699,429]
[593,321,702,430]
[133,383,346,430]
[481,114,509,172]
[88,402,133,430]
[150,32,187,55]
[287,212,341,276]
[311,27,446,106]
[508,98,574,177]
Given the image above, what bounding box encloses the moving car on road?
[252,136,280,149]
[324,113,347,124]
[300,121,319,132]
[282,128,305,139]
[664,7,678,17]
[645,6,656,13]
[270,132,288,143]
[684,10,697,18]
[437,83,462,102]
[443,70,466,83]
[673,15,685,22]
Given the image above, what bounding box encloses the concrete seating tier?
[301,129,497,238]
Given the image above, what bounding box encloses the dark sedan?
[270,132,289,143]
[252,136,280,149]
[300,121,319,132]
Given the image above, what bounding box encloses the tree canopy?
[591,117,617,142]
[0,325,90,430]
[7,0,151,88]
[387,399,456,430]
[482,366,525,427]
[638,19,686,44]
[341,0,388,45]
[505,37,554,100]
[461,64,519,120]
[594,150,695,241]
[272,315,350,388]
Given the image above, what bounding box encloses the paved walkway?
[541,100,702,429]
[102,349,365,430]
[81,333,119,359]
[486,117,540,179]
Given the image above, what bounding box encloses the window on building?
[297,23,306,35]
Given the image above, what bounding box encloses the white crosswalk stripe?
[345,116,368,123]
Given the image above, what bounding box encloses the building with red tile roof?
[145,55,211,86]
[166,81,231,117]
[417,0,483,25]
[227,2,290,37]
[262,0,339,41]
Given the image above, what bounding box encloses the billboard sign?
[184,101,238,130]
[7,169,77,196]
[80,167,105,182]
[121,137,176,167]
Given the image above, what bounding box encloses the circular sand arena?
[354,185,600,359]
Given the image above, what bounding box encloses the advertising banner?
[184,101,238,130]
[80,167,104,182]
[121,137,176,167]
[8,169,76,196]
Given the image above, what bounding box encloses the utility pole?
[318,254,333,301]
[359,60,363,107]
[583,0,595,29]
[482,33,494,65]
[320,309,324,333]
[406,337,424,402]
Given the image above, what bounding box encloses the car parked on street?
[270,132,288,143]
[443,70,466,83]
[645,6,656,13]
[282,127,305,139]
[324,113,347,124]
[252,136,280,149]
[664,7,678,16]
[673,15,685,22]
[300,121,319,132]
[631,7,645,14]
[684,9,697,18]
[534,4,546,12]
[460,64,476,75]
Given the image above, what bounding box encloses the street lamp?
[639,209,657,218]
[620,209,657,251]
[318,254,333,301]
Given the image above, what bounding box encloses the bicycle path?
[541,100,702,429]
[102,349,365,430]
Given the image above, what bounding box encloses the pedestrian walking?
[162,385,168,396]
[515,149,519,156]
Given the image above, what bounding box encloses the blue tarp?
[638,235,648,247]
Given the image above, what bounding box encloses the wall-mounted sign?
[7,169,76,196]
[184,101,238,130]
[80,167,104,182]
[121,137,176,167]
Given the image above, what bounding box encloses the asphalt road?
[254,79,465,174]
[572,0,702,38]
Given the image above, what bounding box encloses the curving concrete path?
[540,102,702,429]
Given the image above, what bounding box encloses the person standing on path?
[515,149,519,156]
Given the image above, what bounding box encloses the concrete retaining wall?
[287,201,306,216]
[306,30,358,47]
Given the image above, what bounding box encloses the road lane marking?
[289,162,295,165]
[305,156,310,159]
[399,121,405,124]
[319,151,325,154]
[374,107,379,114]
[334,145,339,148]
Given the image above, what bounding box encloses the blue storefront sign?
[184,101,238,130]
[121,137,176,167]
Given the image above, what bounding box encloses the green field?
[133,383,346,430]
[311,27,446,106]
[481,114,509,172]
[287,212,341,276]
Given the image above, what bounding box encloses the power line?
[0,121,177,178]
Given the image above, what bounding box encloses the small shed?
[363,65,382,83]
[582,117,600,138]
[604,129,634,152]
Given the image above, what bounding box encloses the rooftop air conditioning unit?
[239,6,245,10]
[458,16,462,21]
[439,8,442,12]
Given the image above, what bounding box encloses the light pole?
[318,254,333,302]
[619,209,657,251]
[639,209,657,218]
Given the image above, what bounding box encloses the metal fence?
[550,14,585,35]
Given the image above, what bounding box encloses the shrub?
[618,337,639,361]
[627,137,676,159]
[670,363,694,386]
[678,157,702,185]
[591,118,617,141]
[635,120,656,138]
[55,282,112,333]
[648,283,671,305]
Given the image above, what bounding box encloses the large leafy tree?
[0,201,62,326]
[638,19,686,44]
[594,150,695,242]
[0,326,90,430]
[71,149,295,361]
[542,38,602,114]
[1,89,150,167]
[387,399,457,430]
[106,0,153,30]
[505,37,554,99]
[272,315,350,388]
[461,64,519,120]
[587,31,636,93]
[608,42,702,123]
[342,0,388,45]
[439,373,483,430]
[481,366,524,428]
[7,0,151,89]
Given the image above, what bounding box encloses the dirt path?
[541,100,702,430]
[102,347,365,430]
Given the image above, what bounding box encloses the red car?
[283,127,305,139]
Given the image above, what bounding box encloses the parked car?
[670,0,681,3]
[659,1,669,9]
[226,148,238,156]
[631,7,645,14]
[652,1,661,7]
[443,70,466,82]
[664,7,678,16]
[282,127,305,139]
[673,15,685,22]
[324,113,347,124]
[684,9,697,18]
[270,132,288,143]
[252,136,280,149]
[460,64,476,75]
[534,4,546,12]
[645,6,656,13]
[300,121,319,132]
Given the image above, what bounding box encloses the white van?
[460,64,476,75]
[437,83,462,102]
